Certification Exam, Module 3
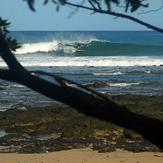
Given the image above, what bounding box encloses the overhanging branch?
[65,1,163,33]
[0,69,17,81]
[0,47,163,148]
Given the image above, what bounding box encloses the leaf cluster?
[24,0,149,12]
[0,18,20,51]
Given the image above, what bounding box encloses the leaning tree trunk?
[0,40,163,149]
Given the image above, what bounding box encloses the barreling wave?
[14,38,101,55]
[12,37,163,67]
[15,38,163,56]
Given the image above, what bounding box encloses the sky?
[0,0,163,31]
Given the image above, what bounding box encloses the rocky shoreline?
[0,95,162,153]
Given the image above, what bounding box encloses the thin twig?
[138,4,163,15]
[64,1,163,33]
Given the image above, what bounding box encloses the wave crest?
[15,41,57,54]
[15,38,163,57]
[15,38,100,55]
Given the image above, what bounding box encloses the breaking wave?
[15,38,163,57]
[15,38,101,55]
[10,36,163,67]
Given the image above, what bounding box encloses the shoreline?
[0,148,163,163]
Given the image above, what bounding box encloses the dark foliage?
[24,0,149,12]
[23,0,163,33]
[0,18,20,51]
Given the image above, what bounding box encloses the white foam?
[0,56,163,67]
[14,37,100,55]
[108,82,141,87]
[93,72,123,76]
[15,40,60,54]
[17,56,162,67]
[144,70,151,74]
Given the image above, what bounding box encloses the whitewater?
[0,31,163,110]
[7,37,163,67]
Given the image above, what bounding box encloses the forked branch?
[0,39,163,149]
[64,1,163,33]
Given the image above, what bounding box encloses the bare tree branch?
[64,1,163,33]
[138,1,163,15]
[67,0,85,18]
[30,70,110,101]
[24,0,163,33]
[0,40,163,148]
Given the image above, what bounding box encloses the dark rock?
[0,95,162,153]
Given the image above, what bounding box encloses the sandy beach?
[0,149,163,163]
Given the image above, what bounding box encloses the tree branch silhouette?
[25,0,163,33]
[0,38,163,149]
[64,1,163,33]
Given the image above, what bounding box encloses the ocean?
[0,31,163,111]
